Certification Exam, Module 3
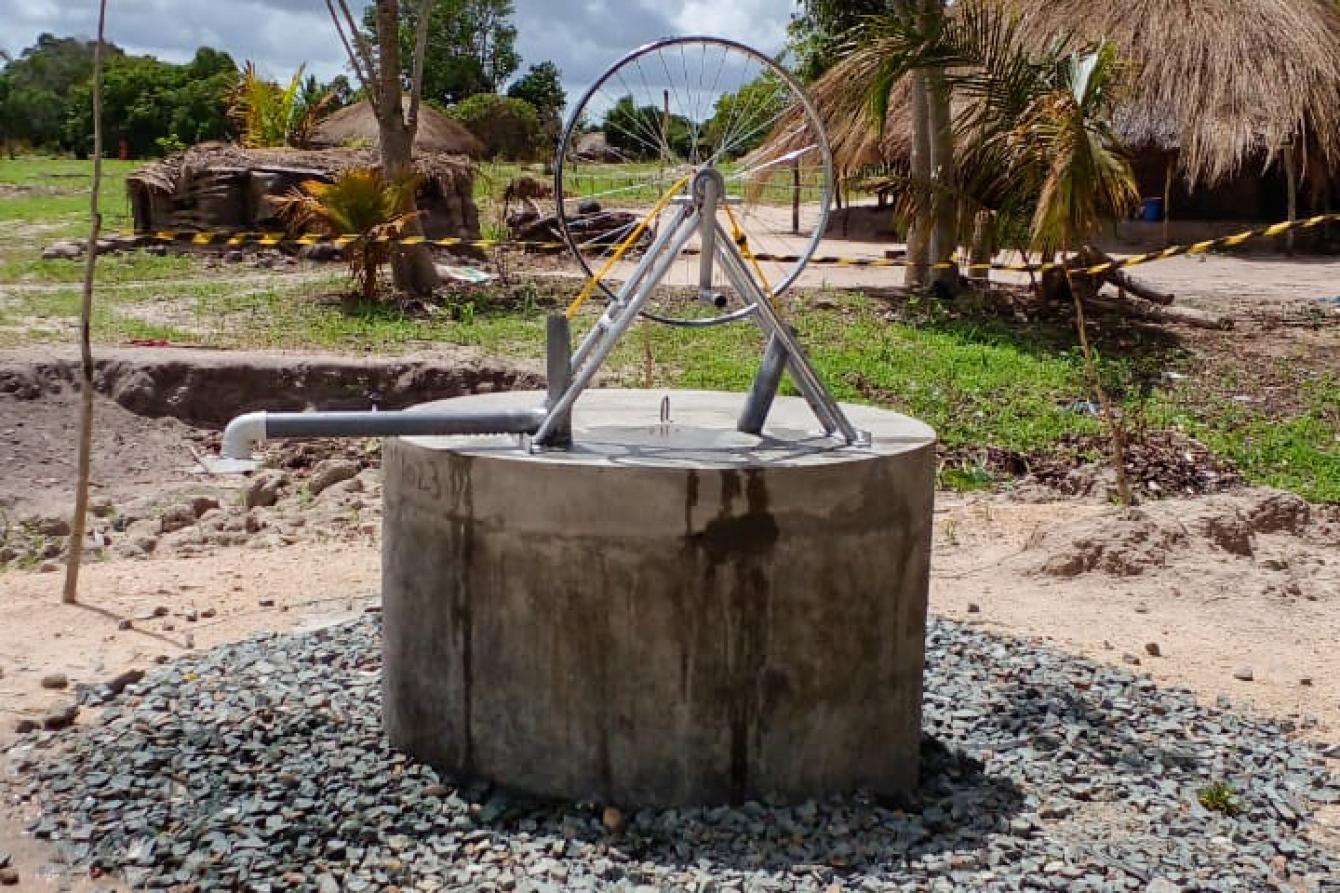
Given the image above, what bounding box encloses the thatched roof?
[311,98,483,158]
[127,141,475,197]
[770,0,1340,188]
[1009,0,1340,185]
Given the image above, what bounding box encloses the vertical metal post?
[714,221,866,445]
[738,332,789,435]
[543,314,573,447]
[1163,156,1175,248]
[698,173,719,301]
[791,160,801,234]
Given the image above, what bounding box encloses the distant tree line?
[0,35,354,158]
[0,0,568,162]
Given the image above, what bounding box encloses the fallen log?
[1109,266,1175,306]
[1040,245,1180,313]
[510,210,647,251]
[1086,294,1232,330]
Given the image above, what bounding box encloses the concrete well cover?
[383,389,936,805]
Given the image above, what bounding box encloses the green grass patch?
[0,250,196,285]
[1,155,1335,503]
[1197,782,1241,817]
[0,157,137,231]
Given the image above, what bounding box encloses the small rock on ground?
[308,459,360,496]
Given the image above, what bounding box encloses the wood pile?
[1039,246,1232,330]
[507,202,648,252]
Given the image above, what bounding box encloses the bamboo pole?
[63,0,108,604]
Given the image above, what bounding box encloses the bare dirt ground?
[1,331,1337,887]
[0,544,381,891]
[932,494,1340,729]
[3,489,1338,888]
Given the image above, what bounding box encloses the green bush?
[446,94,542,160]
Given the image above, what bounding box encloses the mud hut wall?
[416,168,480,240]
[125,145,481,239]
[128,181,175,232]
[1128,146,1338,223]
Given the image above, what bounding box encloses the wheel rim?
[555,36,834,328]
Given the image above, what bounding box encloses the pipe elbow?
[221,412,268,460]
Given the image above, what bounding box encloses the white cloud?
[670,0,791,54]
[1,0,795,102]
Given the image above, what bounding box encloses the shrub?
[447,94,542,160]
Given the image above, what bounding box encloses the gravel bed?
[8,616,1339,892]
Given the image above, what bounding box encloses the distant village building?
[127,101,481,239]
[573,131,622,163]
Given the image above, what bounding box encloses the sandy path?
[931,498,1340,732]
[576,202,1340,314]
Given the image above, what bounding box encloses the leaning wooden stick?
[63,0,109,604]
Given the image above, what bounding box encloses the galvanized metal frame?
[533,169,866,448]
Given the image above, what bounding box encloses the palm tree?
[325,0,441,297]
[820,0,1140,502]
[805,0,1136,271]
[1011,43,1139,255]
[1014,43,1137,504]
[277,168,422,303]
[229,63,339,149]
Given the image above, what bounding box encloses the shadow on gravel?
[463,734,1024,876]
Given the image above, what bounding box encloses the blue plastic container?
[1141,197,1165,222]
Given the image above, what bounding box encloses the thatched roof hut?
[126,142,479,240]
[770,0,1340,227]
[311,98,483,159]
[1009,0,1340,187]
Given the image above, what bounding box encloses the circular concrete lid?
[400,390,935,470]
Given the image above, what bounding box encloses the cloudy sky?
[1,0,796,102]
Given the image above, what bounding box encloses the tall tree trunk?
[64,0,108,604]
[373,0,439,296]
[895,0,931,289]
[905,70,932,289]
[922,0,958,292]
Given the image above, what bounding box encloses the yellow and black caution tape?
[740,213,1340,276]
[128,211,1339,276]
[141,229,572,252]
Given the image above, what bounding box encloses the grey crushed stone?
[7,617,1340,892]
